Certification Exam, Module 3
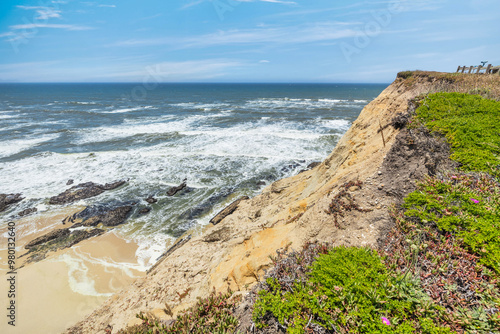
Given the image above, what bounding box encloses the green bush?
[253,247,452,333]
[403,173,500,274]
[416,92,500,178]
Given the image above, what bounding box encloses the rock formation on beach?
[49,181,126,205]
[0,193,24,212]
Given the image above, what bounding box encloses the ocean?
[0,83,387,269]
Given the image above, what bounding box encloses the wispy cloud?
[10,23,94,31]
[181,0,296,10]
[113,22,359,48]
[98,4,116,8]
[17,5,62,20]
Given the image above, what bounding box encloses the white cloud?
[259,60,270,63]
[181,0,296,10]
[113,22,358,48]
[98,4,116,8]
[17,5,62,20]
[9,23,94,31]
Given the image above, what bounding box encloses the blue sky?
[0,0,498,83]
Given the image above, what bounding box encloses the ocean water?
[0,83,386,268]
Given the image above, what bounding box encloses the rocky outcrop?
[25,228,71,249]
[18,207,37,217]
[49,181,126,205]
[0,193,24,212]
[65,72,472,334]
[77,205,132,227]
[167,179,187,196]
[23,204,132,264]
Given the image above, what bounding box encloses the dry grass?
[397,71,500,101]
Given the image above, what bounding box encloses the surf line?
[6,221,17,327]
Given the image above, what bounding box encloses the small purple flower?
[381,317,391,325]
[470,198,479,204]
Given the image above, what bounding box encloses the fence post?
[468,66,474,74]
[476,65,482,74]
[461,66,466,73]
[485,64,492,74]
[456,65,461,73]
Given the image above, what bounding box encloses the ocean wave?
[0,134,59,158]
[244,98,367,110]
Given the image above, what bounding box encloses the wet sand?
[1,210,146,334]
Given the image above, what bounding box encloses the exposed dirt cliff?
[64,72,467,334]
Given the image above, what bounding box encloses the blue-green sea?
[0,83,386,267]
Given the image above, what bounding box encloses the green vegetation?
[403,173,500,273]
[253,247,452,333]
[252,92,500,333]
[415,93,500,178]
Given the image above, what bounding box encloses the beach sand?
[1,210,145,334]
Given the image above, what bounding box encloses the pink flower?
[451,175,458,179]
[470,198,479,204]
[381,317,391,325]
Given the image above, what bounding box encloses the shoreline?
[0,209,145,334]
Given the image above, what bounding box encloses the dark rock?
[139,207,151,214]
[66,179,74,186]
[307,161,321,169]
[210,196,249,225]
[22,227,105,264]
[49,180,126,205]
[80,206,132,227]
[167,179,187,196]
[256,181,266,186]
[0,193,24,212]
[102,180,126,190]
[25,229,70,249]
[178,187,234,221]
[18,207,37,217]
[145,196,157,204]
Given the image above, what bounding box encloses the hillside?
[65,71,500,334]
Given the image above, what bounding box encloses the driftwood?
[209,196,249,225]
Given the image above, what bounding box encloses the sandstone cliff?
[65,72,461,334]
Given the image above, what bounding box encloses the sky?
[0,0,499,83]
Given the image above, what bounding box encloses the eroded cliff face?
[65,73,451,334]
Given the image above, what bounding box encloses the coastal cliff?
[65,72,497,333]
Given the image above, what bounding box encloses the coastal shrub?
[385,203,500,333]
[398,71,414,79]
[253,246,452,333]
[415,92,500,178]
[403,172,500,274]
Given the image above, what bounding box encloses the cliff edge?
[65,71,483,333]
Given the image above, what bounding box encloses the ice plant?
[381,317,391,325]
[470,198,479,204]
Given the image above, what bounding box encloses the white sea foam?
[244,98,360,110]
[0,134,59,158]
[0,114,17,119]
[53,250,141,297]
[104,106,155,114]
[171,102,230,111]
